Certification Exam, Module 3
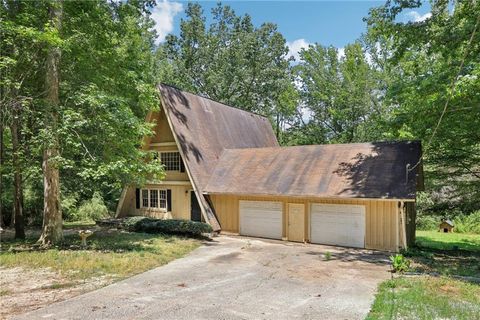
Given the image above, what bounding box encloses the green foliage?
[454,211,480,234]
[324,251,332,261]
[291,42,385,145]
[364,0,480,213]
[123,216,213,237]
[416,215,438,231]
[390,254,410,273]
[70,192,110,222]
[1,0,165,225]
[159,2,296,137]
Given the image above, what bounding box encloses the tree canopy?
[1,0,478,239]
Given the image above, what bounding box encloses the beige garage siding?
[209,194,404,251]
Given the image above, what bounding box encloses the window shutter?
[167,189,172,212]
[135,188,140,209]
[180,158,185,172]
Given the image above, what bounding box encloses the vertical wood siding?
[209,194,404,251]
[119,184,192,220]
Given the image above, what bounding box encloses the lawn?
[367,277,480,320]
[0,226,201,318]
[416,230,480,252]
[0,228,201,280]
[367,230,480,319]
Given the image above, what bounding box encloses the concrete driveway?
[14,236,391,320]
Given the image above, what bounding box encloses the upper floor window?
[157,152,182,172]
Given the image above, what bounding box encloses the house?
[439,219,454,233]
[116,84,424,251]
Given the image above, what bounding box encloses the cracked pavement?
[13,236,391,320]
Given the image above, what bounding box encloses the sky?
[150,0,432,60]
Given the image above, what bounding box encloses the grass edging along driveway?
[0,225,201,318]
[367,231,480,319]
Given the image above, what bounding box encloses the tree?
[1,0,163,238]
[159,2,296,135]
[364,0,480,213]
[38,0,63,245]
[11,101,25,239]
[292,42,381,144]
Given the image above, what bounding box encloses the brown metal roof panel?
[158,84,279,192]
[204,141,423,199]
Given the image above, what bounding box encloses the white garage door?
[310,204,365,248]
[239,201,282,240]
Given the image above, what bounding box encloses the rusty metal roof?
[204,141,423,200]
[158,84,279,192]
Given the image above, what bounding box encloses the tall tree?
[1,0,164,230]
[11,102,25,238]
[39,0,63,245]
[159,2,296,133]
[292,42,381,144]
[364,0,480,213]
[0,99,4,229]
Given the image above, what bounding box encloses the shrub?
[73,192,110,222]
[390,254,410,273]
[122,216,152,231]
[123,216,213,237]
[454,210,480,234]
[416,215,438,231]
[61,193,79,221]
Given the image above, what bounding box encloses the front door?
[288,203,305,242]
[190,191,202,222]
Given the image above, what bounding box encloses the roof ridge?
[158,83,270,122]
[221,140,421,152]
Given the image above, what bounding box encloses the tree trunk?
[11,103,25,239]
[0,103,4,229]
[38,0,63,246]
[275,112,280,143]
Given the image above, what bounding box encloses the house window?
[142,189,149,208]
[141,189,167,210]
[159,190,167,209]
[150,189,159,208]
[159,152,181,171]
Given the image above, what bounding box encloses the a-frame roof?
[158,84,278,231]
[158,84,279,192]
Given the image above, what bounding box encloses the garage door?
[239,201,282,240]
[310,204,365,248]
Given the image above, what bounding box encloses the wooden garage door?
[239,201,282,240]
[310,204,365,248]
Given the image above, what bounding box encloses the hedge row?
[122,216,213,237]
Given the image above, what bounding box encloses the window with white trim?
[159,190,167,209]
[158,152,181,171]
[141,189,167,210]
[141,189,149,208]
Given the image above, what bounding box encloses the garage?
[310,204,365,248]
[239,200,282,239]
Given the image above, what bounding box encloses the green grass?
[405,231,480,277]
[63,220,96,229]
[416,231,480,252]
[367,230,480,319]
[367,277,480,320]
[0,229,200,281]
[0,289,12,296]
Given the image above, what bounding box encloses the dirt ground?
[0,227,108,320]
[0,267,111,320]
